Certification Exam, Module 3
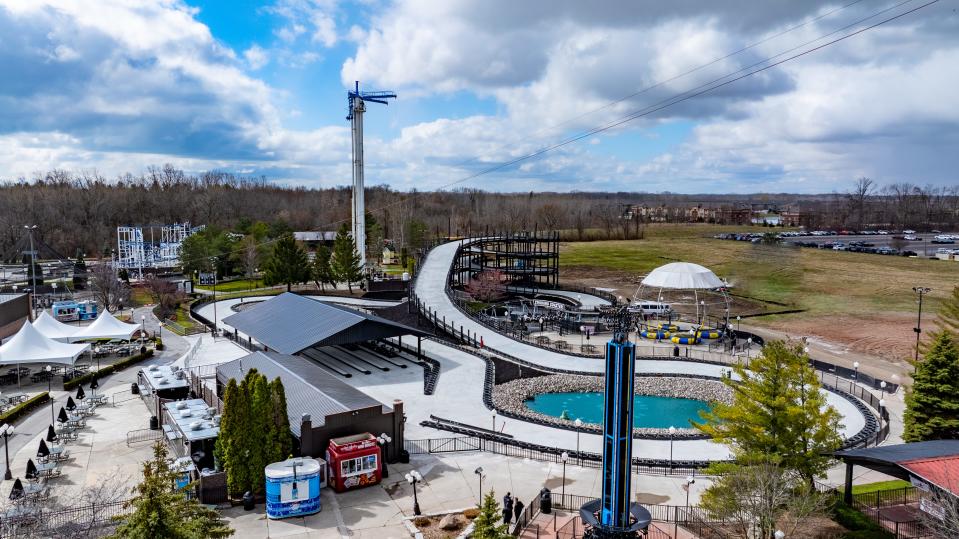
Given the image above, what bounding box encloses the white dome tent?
[632,262,731,329]
[70,312,140,342]
[0,322,90,389]
[32,311,81,342]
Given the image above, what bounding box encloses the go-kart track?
[206,238,870,464]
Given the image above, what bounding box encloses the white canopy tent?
[32,311,81,342]
[0,322,90,390]
[640,262,726,290]
[70,312,140,342]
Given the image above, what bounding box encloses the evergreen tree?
[332,224,363,293]
[365,211,384,265]
[109,442,232,539]
[220,377,250,497]
[694,340,841,484]
[263,234,310,292]
[904,332,959,441]
[471,490,510,539]
[249,373,274,495]
[270,377,293,461]
[312,245,336,292]
[73,251,88,290]
[939,285,959,335]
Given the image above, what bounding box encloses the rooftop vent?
[180,410,192,418]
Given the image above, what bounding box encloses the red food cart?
[325,433,381,493]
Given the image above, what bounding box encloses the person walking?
[502,492,513,524]
[513,499,525,524]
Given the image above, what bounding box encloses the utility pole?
[24,225,38,317]
[347,81,396,271]
[913,286,931,363]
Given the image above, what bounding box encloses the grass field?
[850,480,911,495]
[560,224,958,317]
[195,278,265,293]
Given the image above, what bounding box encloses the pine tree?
[263,234,310,292]
[312,245,336,292]
[694,340,841,484]
[903,332,959,442]
[939,285,959,335]
[270,377,292,461]
[471,490,511,539]
[332,223,363,293]
[110,442,232,539]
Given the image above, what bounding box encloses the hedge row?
[64,350,155,391]
[0,392,50,424]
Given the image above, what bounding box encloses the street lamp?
[912,287,931,363]
[574,418,583,457]
[879,399,886,431]
[474,467,485,502]
[405,470,422,516]
[853,361,859,382]
[880,381,887,395]
[746,338,752,359]
[377,433,392,478]
[45,365,53,423]
[561,452,569,499]
[668,426,676,467]
[140,315,146,348]
[774,531,785,539]
[685,475,695,508]
[1,424,14,480]
[491,409,497,432]
[51,282,57,302]
[736,315,741,332]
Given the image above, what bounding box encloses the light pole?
[474,466,485,503]
[405,470,422,516]
[561,452,568,500]
[746,337,752,360]
[912,287,931,363]
[24,225,38,316]
[491,409,497,432]
[880,380,887,395]
[140,315,146,349]
[574,418,582,458]
[51,282,57,303]
[685,476,695,508]
[879,399,886,432]
[853,361,859,382]
[45,365,53,423]
[1,424,14,480]
[158,321,164,347]
[736,315,741,332]
[668,426,676,467]
[210,256,219,337]
[377,433,392,478]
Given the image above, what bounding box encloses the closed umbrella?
[66,396,76,411]
[76,385,86,401]
[57,407,68,424]
[46,424,57,442]
[9,478,23,501]
[37,439,49,459]
[90,378,99,397]
[25,459,37,480]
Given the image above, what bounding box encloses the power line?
[174,0,938,268]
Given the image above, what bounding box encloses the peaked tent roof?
[32,311,81,342]
[0,321,89,366]
[70,312,139,342]
[641,262,726,290]
[222,292,429,355]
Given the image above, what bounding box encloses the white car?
[904,229,916,234]
[904,235,918,241]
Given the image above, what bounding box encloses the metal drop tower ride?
[580,307,652,538]
[347,81,396,270]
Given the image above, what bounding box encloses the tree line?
[2,168,957,263]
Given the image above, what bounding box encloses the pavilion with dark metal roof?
[216,351,404,461]
[222,292,430,355]
[833,440,959,504]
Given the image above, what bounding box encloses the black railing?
[0,499,130,538]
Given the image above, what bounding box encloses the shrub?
[155,338,164,351]
[413,517,431,528]
[462,508,480,520]
[64,350,155,390]
[832,502,894,538]
[0,392,50,423]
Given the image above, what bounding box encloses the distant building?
[0,293,30,340]
[381,245,397,265]
[294,231,337,253]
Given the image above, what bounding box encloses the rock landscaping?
[491,373,733,438]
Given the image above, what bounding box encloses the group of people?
[501,492,525,526]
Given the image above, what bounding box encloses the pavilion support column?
[417,336,422,362]
[844,462,854,505]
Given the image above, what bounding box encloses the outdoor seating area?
[3,382,106,523]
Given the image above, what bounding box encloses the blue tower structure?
[580,308,651,538]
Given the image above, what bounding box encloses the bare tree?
[465,269,506,303]
[89,263,130,312]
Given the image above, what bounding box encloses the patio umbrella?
[66,396,76,411]
[57,407,68,424]
[37,439,49,459]
[25,459,37,480]
[46,424,57,442]
[90,378,99,396]
[8,478,23,501]
[76,385,86,400]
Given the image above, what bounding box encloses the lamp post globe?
[775,531,785,539]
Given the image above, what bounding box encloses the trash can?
[539,487,552,514]
[243,491,255,511]
[149,415,159,430]
[131,382,139,395]
[398,449,411,464]
[673,345,680,357]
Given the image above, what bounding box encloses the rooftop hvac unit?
[189,421,203,431]
[212,415,221,426]
[158,378,168,385]
[180,410,192,418]
[148,365,159,371]
[175,401,188,410]
[176,371,185,380]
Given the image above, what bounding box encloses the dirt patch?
[757,312,916,365]
[412,513,471,539]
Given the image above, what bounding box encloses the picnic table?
[2,503,38,524]
[553,340,569,351]
[23,480,49,501]
[89,395,108,406]
[580,344,596,354]
[535,335,551,345]
[40,445,70,464]
[34,461,61,479]
[6,367,29,376]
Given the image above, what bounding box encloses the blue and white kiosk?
[265,457,325,519]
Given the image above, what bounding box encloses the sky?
[0,0,957,194]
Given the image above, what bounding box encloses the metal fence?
[126,428,163,447]
[0,499,130,538]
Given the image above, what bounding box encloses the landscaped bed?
[406,508,478,539]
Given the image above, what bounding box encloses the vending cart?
[325,433,381,493]
[265,457,324,519]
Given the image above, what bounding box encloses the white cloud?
[243,44,269,70]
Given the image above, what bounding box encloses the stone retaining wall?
[491,374,733,438]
